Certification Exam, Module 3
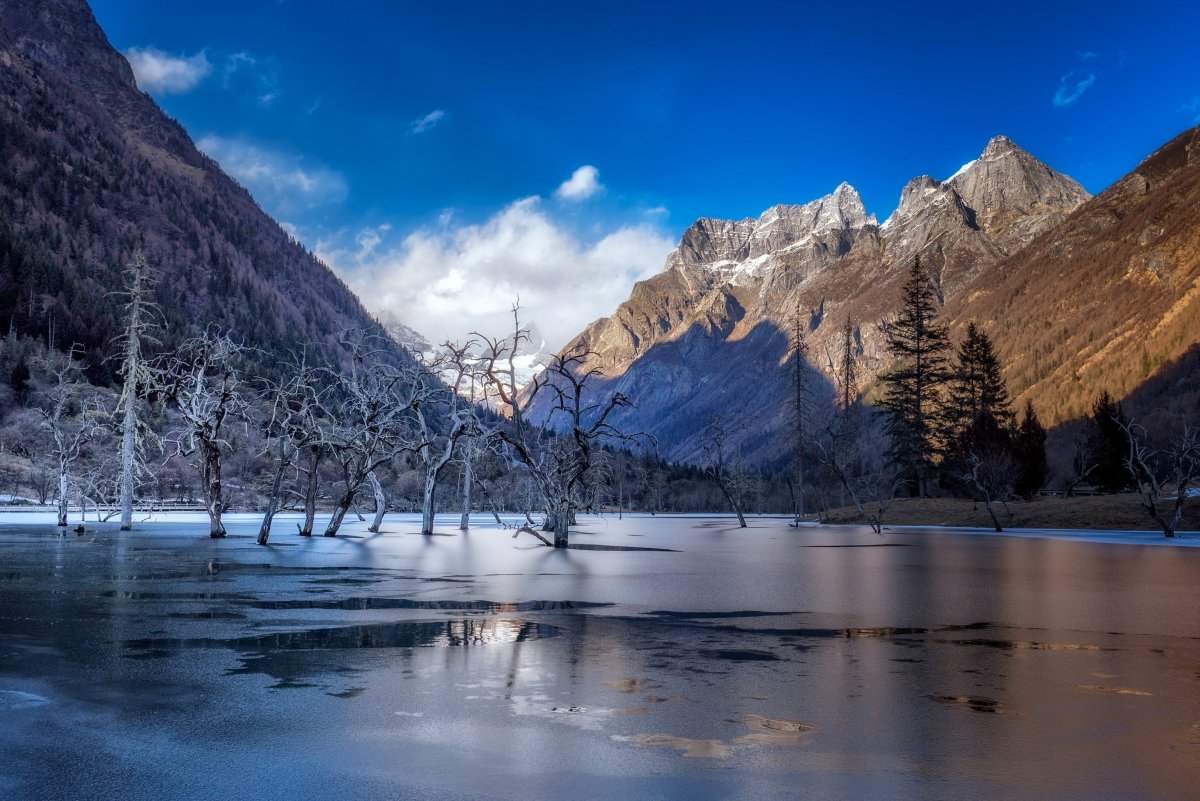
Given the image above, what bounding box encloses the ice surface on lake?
[0,513,1197,800]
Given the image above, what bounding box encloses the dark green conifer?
[879,258,951,497]
[1013,400,1048,498]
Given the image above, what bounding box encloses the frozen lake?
[1,513,1198,800]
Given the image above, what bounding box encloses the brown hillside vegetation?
[951,126,1200,426]
[821,494,1200,532]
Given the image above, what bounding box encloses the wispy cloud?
[124,47,211,95]
[319,196,674,349]
[1053,69,1096,107]
[410,109,446,134]
[197,135,348,215]
[221,51,257,86]
[1179,96,1200,124]
[216,50,281,107]
[555,165,604,201]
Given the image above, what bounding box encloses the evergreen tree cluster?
[879,259,1049,501]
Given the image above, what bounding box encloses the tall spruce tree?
[787,297,811,519]
[879,257,951,497]
[1087,391,1134,493]
[1013,400,1048,498]
[947,322,1013,433]
[941,322,1015,494]
[838,317,857,415]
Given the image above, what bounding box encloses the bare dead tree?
[1120,417,1200,538]
[454,354,498,531]
[75,447,124,522]
[811,333,896,535]
[457,432,487,530]
[113,252,161,530]
[811,427,897,536]
[962,448,1017,532]
[702,415,748,528]
[162,330,250,538]
[317,333,415,537]
[256,352,327,545]
[1065,425,1098,498]
[477,304,647,547]
[35,350,106,526]
[408,340,487,535]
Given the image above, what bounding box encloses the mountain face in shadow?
[0,0,405,379]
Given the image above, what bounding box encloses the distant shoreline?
[1,507,1198,548]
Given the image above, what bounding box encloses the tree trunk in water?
[368,471,386,533]
[984,499,1003,532]
[119,389,136,531]
[717,479,747,528]
[421,469,438,535]
[324,492,353,537]
[57,470,68,527]
[552,502,570,548]
[459,457,473,530]
[299,447,319,536]
[257,442,289,545]
[203,445,226,538]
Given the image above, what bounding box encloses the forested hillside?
[0,0,400,387]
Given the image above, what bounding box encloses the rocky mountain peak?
[0,0,136,94]
[948,134,1089,213]
[748,183,868,258]
[941,134,1090,251]
[980,134,1017,159]
[672,183,871,273]
[894,175,945,217]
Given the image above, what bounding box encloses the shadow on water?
[122,618,560,686]
[566,543,678,552]
[124,617,558,655]
[239,597,612,612]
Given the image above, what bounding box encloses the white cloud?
[1053,70,1096,107]
[197,135,348,215]
[411,109,446,134]
[318,196,675,350]
[125,47,212,95]
[555,165,604,201]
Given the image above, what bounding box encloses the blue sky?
[91,0,1200,347]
